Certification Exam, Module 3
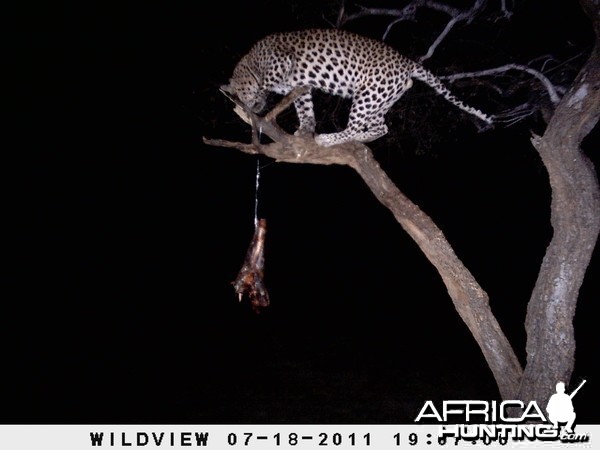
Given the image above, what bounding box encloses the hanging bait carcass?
[232,218,270,313]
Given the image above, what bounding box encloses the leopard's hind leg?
[315,83,407,146]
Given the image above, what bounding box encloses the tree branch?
[204,88,523,399]
[499,0,514,19]
[337,0,488,61]
[440,63,562,104]
[419,0,487,62]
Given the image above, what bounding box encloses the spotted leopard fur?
[222,29,492,147]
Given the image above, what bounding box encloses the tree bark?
[517,0,600,406]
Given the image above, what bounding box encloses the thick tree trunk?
[518,0,600,407]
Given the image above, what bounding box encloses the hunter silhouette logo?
[415,379,590,444]
[546,379,586,434]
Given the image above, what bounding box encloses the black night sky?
[6,0,599,424]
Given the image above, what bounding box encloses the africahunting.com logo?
[415,380,590,445]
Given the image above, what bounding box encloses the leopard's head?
[222,57,267,113]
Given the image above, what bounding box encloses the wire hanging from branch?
[232,156,270,313]
[254,158,260,227]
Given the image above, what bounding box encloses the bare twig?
[494,104,538,126]
[337,0,487,61]
[341,6,418,25]
[499,0,514,19]
[334,0,347,28]
[201,137,259,155]
[440,63,562,104]
[419,0,487,62]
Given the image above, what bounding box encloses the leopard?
[222,28,492,147]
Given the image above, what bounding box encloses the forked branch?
[441,64,561,104]
[204,88,523,399]
[336,0,490,61]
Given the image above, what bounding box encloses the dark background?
[5,0,599,423]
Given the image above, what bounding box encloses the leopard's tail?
[411,65,492,124]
